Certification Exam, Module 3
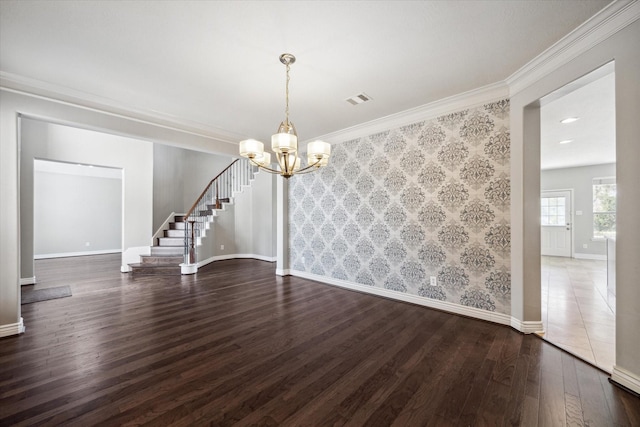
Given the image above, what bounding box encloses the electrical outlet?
[430,276,437,286]
[301,257,306,264]
[582,244,588,249]
[220,244,224,250]
[85,242,90,247]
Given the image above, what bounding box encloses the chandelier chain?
[285,62,290,126]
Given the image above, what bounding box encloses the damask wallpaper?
[288,99,511,314]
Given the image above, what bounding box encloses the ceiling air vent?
[346,92,372,105]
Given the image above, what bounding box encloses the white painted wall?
[34,164,122,257]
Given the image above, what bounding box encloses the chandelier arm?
[247,158,282,175]
[292,158,322,174]
[293,167,321,175]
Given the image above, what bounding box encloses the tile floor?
[539,256,616,373]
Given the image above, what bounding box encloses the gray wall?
[234,171,276,257]
[153,144,184,231]
[194,170,276,261]
[34,168,122,256]
[152,145,277,261]
[541,163,615,257]
[152,144,234,230]
[182,149,233,208]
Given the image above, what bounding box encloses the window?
[541,196,566,226]
[593,177,616,238]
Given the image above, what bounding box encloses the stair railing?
[183,158,258,267]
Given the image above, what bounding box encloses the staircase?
[129,159,257,276]
[129,215,188,276]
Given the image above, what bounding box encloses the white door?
[541,191,572,257]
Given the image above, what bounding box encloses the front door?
[541,190,572,257]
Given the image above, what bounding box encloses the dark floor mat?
[21,286,72,304]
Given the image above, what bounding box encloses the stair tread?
[141,256,181,259]
[140,255,182,262]
[130,263,180,268]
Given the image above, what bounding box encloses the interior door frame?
[541,188,574,258]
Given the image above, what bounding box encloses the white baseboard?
[574,253,607,261]
[290,269,519,329]
[233,254,276,263]
[20,276,36,286]
[276,269,291,276]
[35,249,121,260]
[511,318,545,334]
[0,317,25,338]
[194,253,277,270]
[611,366,640,395]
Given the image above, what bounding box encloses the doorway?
[539,63,616,372]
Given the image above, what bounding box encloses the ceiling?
[540,64,616,170]
[0,0,613,166]
[35,158,123,180]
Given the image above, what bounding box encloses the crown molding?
[311,81,508,145]
[0,71,245,146]
[507,0,640,96]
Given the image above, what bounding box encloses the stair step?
[150,246,183,256]
[170,222,185,230]
[164,229,187,238]
[175,215,208,223]
[158,237,185,246]
[129,263,181,276]
[205,198,230,210]
[140,255,183,265]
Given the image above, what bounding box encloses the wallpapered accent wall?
[288,99,511,314]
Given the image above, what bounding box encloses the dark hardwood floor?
[1,254,638,426]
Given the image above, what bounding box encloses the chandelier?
[239,53,331,178]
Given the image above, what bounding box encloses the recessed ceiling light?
[560,117,580,124]
[559,139,573,144]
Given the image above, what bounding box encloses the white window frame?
[592,176,616,239]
